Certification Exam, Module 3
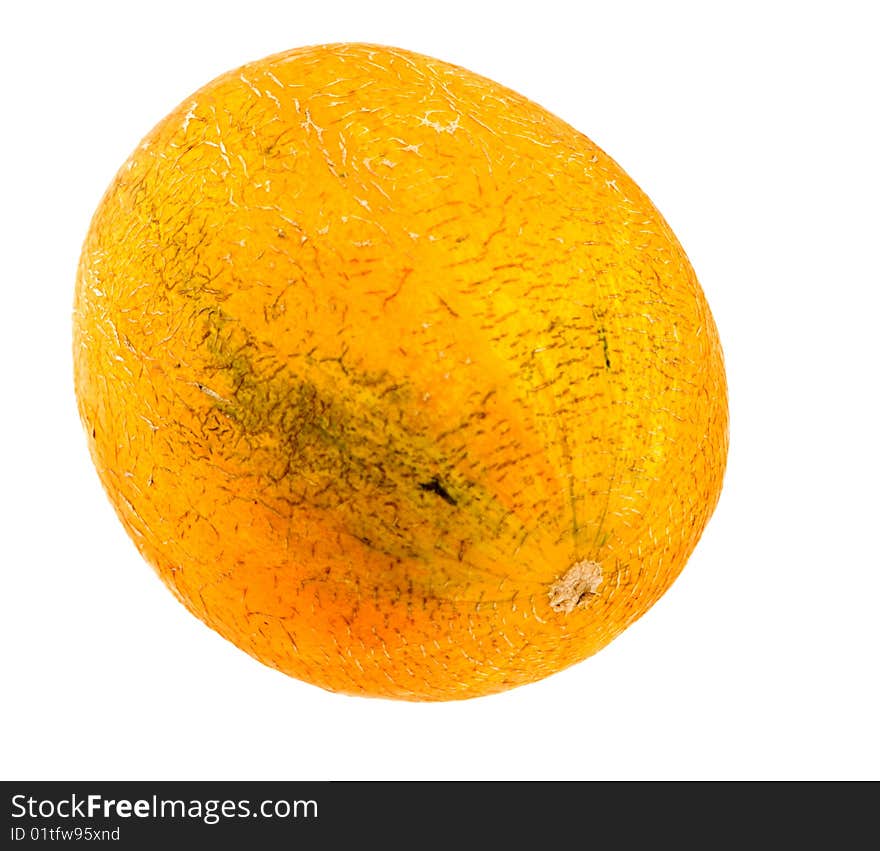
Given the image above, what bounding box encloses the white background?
[2,1,878,781]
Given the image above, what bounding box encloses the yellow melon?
[73,42,728,700]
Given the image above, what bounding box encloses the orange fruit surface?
[73,42,728,701]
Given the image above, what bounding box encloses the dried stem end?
[549,560,603,614]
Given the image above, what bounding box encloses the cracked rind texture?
[72,42,729,701]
